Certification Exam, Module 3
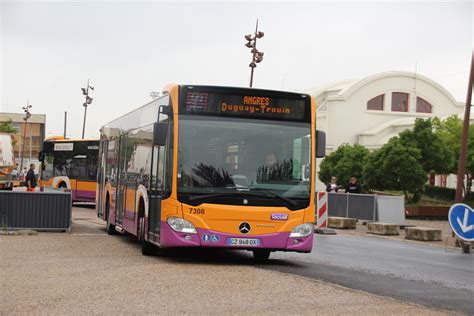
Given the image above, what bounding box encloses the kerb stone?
[327,217,356,229]
[367,222,400,236]
[405,227,442,241]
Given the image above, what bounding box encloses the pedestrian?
[20,167,28,181]
[11,168,18,179]
[25,163,37,192]
[345,176,361,194]
[326,176,340,192]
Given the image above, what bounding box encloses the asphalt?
[263,235,474,314]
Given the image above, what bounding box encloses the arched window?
[367,94,384,111]
[391,92,409,112]
[416,97,432,113]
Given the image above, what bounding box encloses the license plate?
[227,238,260,247]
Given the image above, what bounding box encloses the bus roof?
[100,84,311,129]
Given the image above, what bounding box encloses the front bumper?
[159,221,313,252]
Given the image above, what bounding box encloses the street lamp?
[19,100,32,173]
[150,91,161,100]
[81,79,94,139]
[244,19,264,88]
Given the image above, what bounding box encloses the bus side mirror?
[39,151,45,162]
[316,130,326,158]
[153,122,168,146]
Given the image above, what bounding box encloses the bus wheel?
[253,250,271,261]
[58,182,67,190]
[105,199,115,235]
[139,216,155,256]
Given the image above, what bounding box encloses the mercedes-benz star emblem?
[239,222,251,234]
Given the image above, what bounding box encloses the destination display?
[181,87,310,122]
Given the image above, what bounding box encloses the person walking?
[326,176,340,192]
[25,163,37,192]
[345,176,361,194]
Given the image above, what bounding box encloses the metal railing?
[324,192,405,225]
[0,191,72,231]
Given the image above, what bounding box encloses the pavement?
[0,206,469,315]
[330,219,462,248]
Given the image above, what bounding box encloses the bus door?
[148,145,162,241]
[116,134,128,226]
[73,154,95,200]
[96,140,107,218]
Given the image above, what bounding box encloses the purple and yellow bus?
[39,137,99,203]
[96,84,325,260]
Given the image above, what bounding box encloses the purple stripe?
[122,216,137,236]
[73,189,96,202]
[159,221,313,252]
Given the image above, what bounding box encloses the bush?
[424,185,474,201]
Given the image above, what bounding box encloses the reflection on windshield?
[177,117,311,201]
[182,163,233,187]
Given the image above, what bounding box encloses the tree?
[0,119,17,146]
[364,137,426,202]
[319,144,370,188]
[399,118,453,175]
[0,119,16,134]
[433,116,474,193]
[432,115,462,173]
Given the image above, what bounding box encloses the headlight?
[289,223,313,238]
[167,217,197,234]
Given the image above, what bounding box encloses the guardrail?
[322,192,405,225]
[0,191,72,231]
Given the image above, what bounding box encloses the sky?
[1,0,472,139]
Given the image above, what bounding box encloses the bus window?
[42,153,54,181]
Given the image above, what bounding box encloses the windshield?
[177,116,311,209]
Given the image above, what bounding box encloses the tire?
[105,198,115,235]
[58,182,67,190]
[253,250,271,261]
[140,217,155,256]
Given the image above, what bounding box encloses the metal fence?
[325,192,405,225]
[0,191,72,231]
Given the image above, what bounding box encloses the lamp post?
[455,52,473,203]
[19,100,32,173]
[150,91,161,100]
[81,79,94,139]
[244,19,264,88]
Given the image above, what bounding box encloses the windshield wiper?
[188,189,297,206]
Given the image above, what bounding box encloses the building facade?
[307,71,471,190]
[0,112,46,170]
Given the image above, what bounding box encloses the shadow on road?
[73,203,96,209]
[115,233,300,268]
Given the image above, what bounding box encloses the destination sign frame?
[179,86,311,123]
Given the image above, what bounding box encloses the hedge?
[424,185,474,201]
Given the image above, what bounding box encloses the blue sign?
[202,234,211,242]
[448,203,474,242]
[212,234,220,242]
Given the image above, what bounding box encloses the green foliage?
[318,144,370,186]
[433,116,474,172]
[399,118,453,174]
[364,137,426,202]
[0,120,16,134]
[423,185,456,201]
[424,185,474,201]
